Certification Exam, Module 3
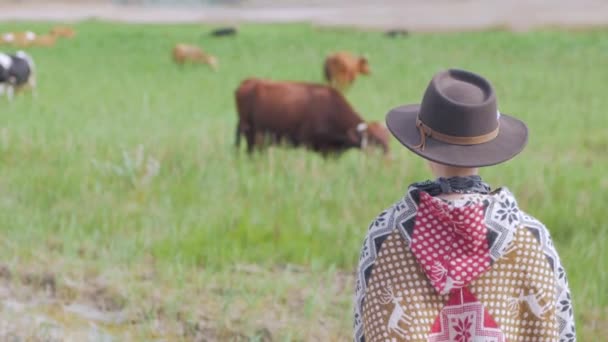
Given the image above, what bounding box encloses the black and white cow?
[0,51,36,101]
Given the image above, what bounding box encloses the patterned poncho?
[354,186,575,342]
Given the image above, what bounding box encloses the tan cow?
[49,26,76,39]
[32,34,57,47]
[324,51,370,92]
[172,43,218,70]
[1,31,37,48]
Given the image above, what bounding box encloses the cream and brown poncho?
[354,186,575,342]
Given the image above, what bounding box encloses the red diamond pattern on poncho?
[429,287,505,342]
[411,191,492,295]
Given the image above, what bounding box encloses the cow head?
[16,51,34,69]
[15,51,36,91]
[358,57,371,75]
[366,121,391,155]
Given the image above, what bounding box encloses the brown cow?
[172,43,218,70]
[323,51,370,92]
[366,121,391,155]
[49,26,76,39]
[235,78,369,156]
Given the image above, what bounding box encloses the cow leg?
[289,137,300,147]
[273,132,283,146]
[235,122,241,149]
[245,127,256,154]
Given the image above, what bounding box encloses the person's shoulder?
[488,187,567,280]
[519,210,551,233]
[364,202,399,235]
[495,188,565,268]
[492,186,555,244]
[364,187,420,234]
[518,209,560,258]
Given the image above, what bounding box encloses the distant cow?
[50,26,76,39]
[235,78,369,156]
[365,121,391,155]
[210,27,237,37]
[324,51,370,92]
[33,34,57,47]
[0,31,37,47]
[385,29,409,38]
[172,43,218,70]
[0,51,36,101]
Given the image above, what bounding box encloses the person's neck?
[428,161,479,179]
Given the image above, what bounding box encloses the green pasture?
[0,21,606,340]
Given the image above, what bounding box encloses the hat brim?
[386,104,528,167]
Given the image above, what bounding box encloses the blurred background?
[3,0,608,30]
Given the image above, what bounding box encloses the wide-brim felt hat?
[386,69,528,168]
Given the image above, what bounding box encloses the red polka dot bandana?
[411,191,492,295]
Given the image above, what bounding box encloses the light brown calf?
[32,34,57,47]
[172,43,218,70]
[50,26,76,39]
[324,51,370,92]
[1,31,37,47]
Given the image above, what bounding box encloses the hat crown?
[419,69,498,137]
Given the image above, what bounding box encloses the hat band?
[413,117,499,150]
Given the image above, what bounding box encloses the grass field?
[0,21,606,340]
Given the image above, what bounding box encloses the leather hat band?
[413,117,499,150]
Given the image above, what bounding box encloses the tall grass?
[0,22,606,339]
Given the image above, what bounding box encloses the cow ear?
[358,57,370,74]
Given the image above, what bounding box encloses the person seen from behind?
[353,69,575,341]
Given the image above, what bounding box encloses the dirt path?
[1,0,608,31]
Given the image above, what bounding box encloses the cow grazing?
[210,27,237,37]
[0,51,36,101]
[385,29,409,38]
[235,78,369,156]
[49,26,76,39]
[323,51,370,92]
[33,34,57,47]
[172,43,218,70]
[365,121,391,155]
[1,31,37,48]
